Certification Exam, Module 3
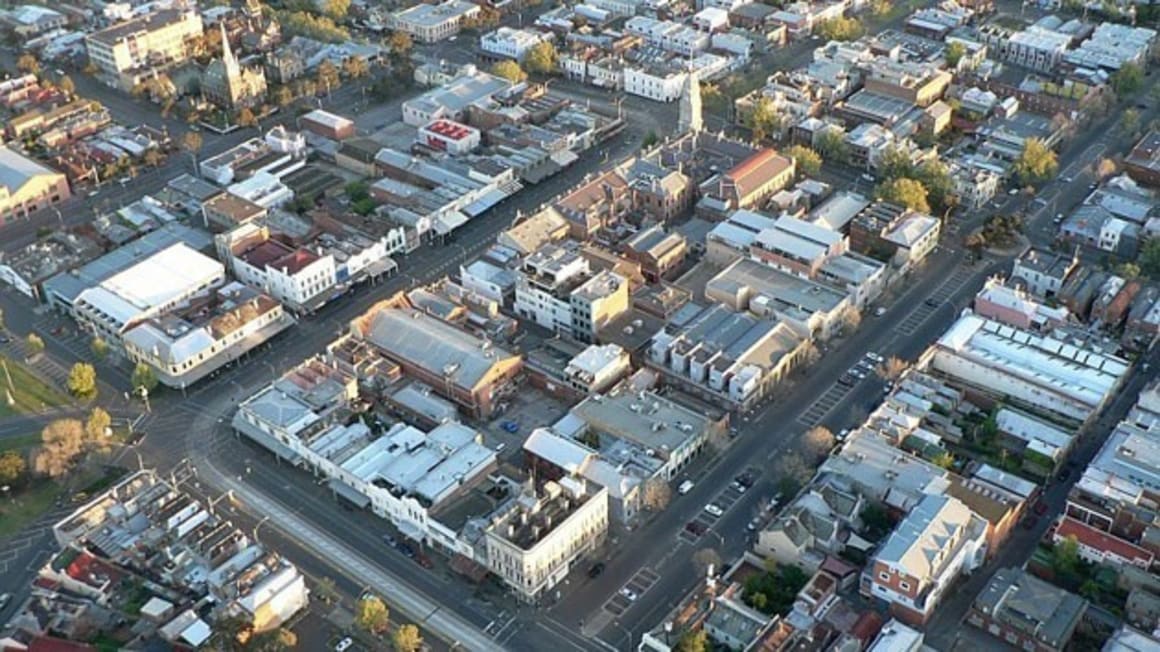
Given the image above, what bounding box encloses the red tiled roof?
[724,149,792,200]
[1055,516,1155,565]
[65,552,122,589]
[272,248,321,275]
[239,239,294,267]
[849,610,885,645]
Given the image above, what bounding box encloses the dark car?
[924,298,940,308]
[382,534,397,547]
[1033,500,1049,516]
[588,562,605,578]
[397,541,416,557]
[415,554,434,569]
[838,374,855,386]
[685,521,707,536]
[1021,515,1037,530]
[1056,468,1070,482]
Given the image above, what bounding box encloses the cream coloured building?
[0,146,70,224]
[484,479,608,603]
[85,10,204,90]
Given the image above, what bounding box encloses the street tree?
[642,477,672,512]
[1096,157,1117,179]
[1013,138,1058,187]
[932,452,955,469]
[59,75,76,97]
[915,159,956,212]
[815,129,849,164]
[343,55,369,79]
[675,629,709,652]
[877,145,914,180]
[16,53,39,74]
[874,356,910,382]
[875,178,931,213]
[85,408,112,453]
[749,97,784,143]
[491,60,526,83]
[317,60,341,94]
[272,85,294,107]
[774,452,812,496]
[90,337,109,360]
[131,362,158,394]
[1142,238,1160,279]
[34,419,86,478]
[0,450,27,484]
[692,548,722,576]
[142,149,164,167]
[26,333,44,356]
[67,363,98,401]
[802,426,835,462]
[1121,108,1141,135]
[355,595,390,635]
[391,624,423,652]
[1111,62,1144,96]
[236,107,257,128]
[814,16,863,41]
[1054,535,1080,574]
[388,31,413,56]
[182,131,203,172]
[1114,262,1141,280]
[251,628,297,652]
[841,306,862,331]
[786,145,822,176]
[314,576,339,604]
[524,41,558,76]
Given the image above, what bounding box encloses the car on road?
[849,368,866,380]
[865,352,883,363]
[415,553,434,569]
[704,503,724,517]
[619,587,638,601]
[836,429,850,441]
[1021,515,1037,530]
[382,534,397,547]
[397,541,416,557]
[1008,188,1019,195]
[0,593,9,609]
[685,521,707,535]
[500,420,519,434]
[838,373,855,386]
[678,480,695,495]
[588,562,605,578]
[1056,467,1070,482]
[1053,213,1064,224]
[874,306,887,317]
[924,298,940,308]
[860,173,875,182]
[1033,500,1049,516]
[747,517,762,532]
[335,637,353,652]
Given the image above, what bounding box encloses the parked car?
[382,534,397,547]
[678,480,695,495]
[836,429,850,441]
[1034,500,1049,516]
[588,562,605,578]
[730,481,747,493]
[924,298,940,308]
[704,503,724,517]
[619,587,638,601]
[335,637,353,652]
[415,554,434,569]
[874,306,887,317]
[865,352,883,363]
[397,541,415,557]
[838,374,855,386]
[685,521,707,535]
[747,517,762,532]
[500,420,519,433]
[735,472,755,488]
[0,593,10,609]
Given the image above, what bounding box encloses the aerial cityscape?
[0,0,1158,651]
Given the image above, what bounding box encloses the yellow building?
[84,10,203,91]
[0,146,70,224]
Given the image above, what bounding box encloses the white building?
[624,65,686,102]
[417,119,481,155]
[625,16,710,55]
[217,223,339,313]
[390,0,480,43]
[227,171,295,209]
[84,10,204,90]
[480,27,549,61]
[563,343,631,394]
[484,479,608,603]
[926,314,1130,423]
[514,244,629,343]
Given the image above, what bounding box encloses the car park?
[619,587,638,601]
[865,352,883,363]
[704,503,724,517]
[685,521,707,535]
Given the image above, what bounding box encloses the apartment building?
[484,479,609,603]
[480,27,549,61]
[84,10,204,90]
[863,494,987,626]
[966,567,1087,652]
[514,243,629,343]
[0,145,70,224]
[563,343,631,394]
[625,16,710,55]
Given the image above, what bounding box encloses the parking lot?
[677,469,757,545]
[481,386,571,462]
[603,567,660,616]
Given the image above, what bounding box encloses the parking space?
[895,264,976,336]
[676,470,756,545]
[798,381,855,427]
[602,567,660,616]
[482,386,571,461]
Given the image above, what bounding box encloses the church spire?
[220,23,239,78]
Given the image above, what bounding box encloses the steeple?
[220,23,239,78]
[678,69,702,134]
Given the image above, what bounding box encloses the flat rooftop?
[569,387,710,455]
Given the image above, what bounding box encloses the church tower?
[678,69,703,134]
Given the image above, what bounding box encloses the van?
[678,480,694,495]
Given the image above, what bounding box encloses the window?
[879,572,889,582]
[899,581,910,591]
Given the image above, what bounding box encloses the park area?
[0,354,70,417]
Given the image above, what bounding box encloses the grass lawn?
[0,355,70,417]
[0,433,40,454]
[0,479,61,538]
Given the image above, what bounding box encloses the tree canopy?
[67,363,98,401]
[786,145,822,176]
[524,41,558,76]
[491,60,527,83]
[875,177,931,213]
[1013,138,1058,187]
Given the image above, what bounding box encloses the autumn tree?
[59,75,76,97]
[749,97,784,143]
[1121,108,1141,135]
[814,16,863,41]
[0,450,27,484]
[236,107,257,127]
[90,337,109,360]
[321,0,351,20]
[343,55,369,79]
[841,306,862,331]
[774,451,812,496]
[317,60,341,94]
[355,595,390,635]
[491,60,526,83]
[142,149,164,167]
[272,85,294,108]
[26,333,44,356]
[67,363,98,401]
[16,53,39,74]
[182,131,204,173]
[251,628,298,652]
[642,477,672,512]
[34,419,86,478]
[786,145,822,176]
[1013,139,1058,187]
[877,144,914,180]
[524,41,558,76]
[676,629,709,652]
[1095,157,1117,179]
[932,452,955,469]
[802,426,835,462]
[388,30,413,56]
[875,178,931,213]
[391,624,423,652]
[85,407,112,453]
[131,362,158,394]
[875,356,910,382]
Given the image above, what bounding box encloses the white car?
[874,306,887,317]
[704,503,724,517]
[619,587,639,601]
[0,593,10,609]
[865,352,883,363]
[837,429,850,441]
[678,480,695,495]
[335,637,353,652]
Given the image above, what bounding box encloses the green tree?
[1115,262,1141,279]
[343,55,369,79]
[90,337,109,360]
[877,145,914,180]
[388,31,413,56]
[391,624,423,652]
[1121,108,1141,135]
[875,178,931,213]
[131,362,158,394]
[67,363,98,401]
[1140,238,1160,279]
[314,577,340,605]
[1054,535,1080,574]
[1111,62,1144,97]
[945,41,965,68]
[914,159,956,212]
[355,595,390,635]
[786,145,822,176]
[932,451,955,469]
[0,450,27,484]
[815,129,849,164]
[16,53,39,74]
[749,97,784,143]
[814,16,863,41]
[317,60,341,93]
[1013,139,1059,187]
[491,60,526,83]
[25,333,44,356]
[524,41,558,76]
[675,629,709,652]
